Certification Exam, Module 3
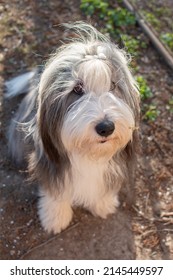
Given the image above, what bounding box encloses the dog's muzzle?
[95,120,115,137]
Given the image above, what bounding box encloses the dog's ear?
[28,98,70,187]
[38,98,68,164]
[38,97,70,173]
[39,104,60,163]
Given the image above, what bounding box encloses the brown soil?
[0,0,173,260]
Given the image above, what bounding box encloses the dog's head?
[36,22,140,164]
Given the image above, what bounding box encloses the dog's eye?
[73,81,85,96]
[110,82,116,91]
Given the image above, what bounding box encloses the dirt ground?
[0,0,173,260]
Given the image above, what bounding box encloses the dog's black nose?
[95,120,115,137]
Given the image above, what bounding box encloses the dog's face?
[61,79,135,161]
[37,38,139,164]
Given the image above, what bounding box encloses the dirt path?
[0,0,173,260]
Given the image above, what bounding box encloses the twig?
[19,222,79,260]
[144,193,150,212]
[155,124,173,133]
[141,228,173,238]
[13,26,23,49]
[161,212,173,217]
[132,206,173,224]
[132,205,153,221]
[153,139,165,157]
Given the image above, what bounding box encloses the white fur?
[38,190,73,234]
[61,93,134,159]
[5,71,36,98]
[39,154,120,233]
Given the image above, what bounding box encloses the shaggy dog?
[6,22,140,234]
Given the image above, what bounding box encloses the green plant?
[160,33,173,51]
[144,105,160,121]
[121,34,139,55]
[80,0,136,36]
[136,75,153,100]
[80,0,109,17]
[135,76,160,121]
[107,7,136,27]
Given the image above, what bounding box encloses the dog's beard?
[61,92,134,161]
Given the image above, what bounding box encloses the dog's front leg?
[89,192,120,219]
[38,189,73,234]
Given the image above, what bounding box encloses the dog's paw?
[38,194,73,234]
[90,194,119,219]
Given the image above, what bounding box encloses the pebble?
[27,219,33,226]
[10,250,15,256]
[147,136,153,141]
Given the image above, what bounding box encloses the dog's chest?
[68,154,108,207]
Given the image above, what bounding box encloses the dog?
[5,22,140,234]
